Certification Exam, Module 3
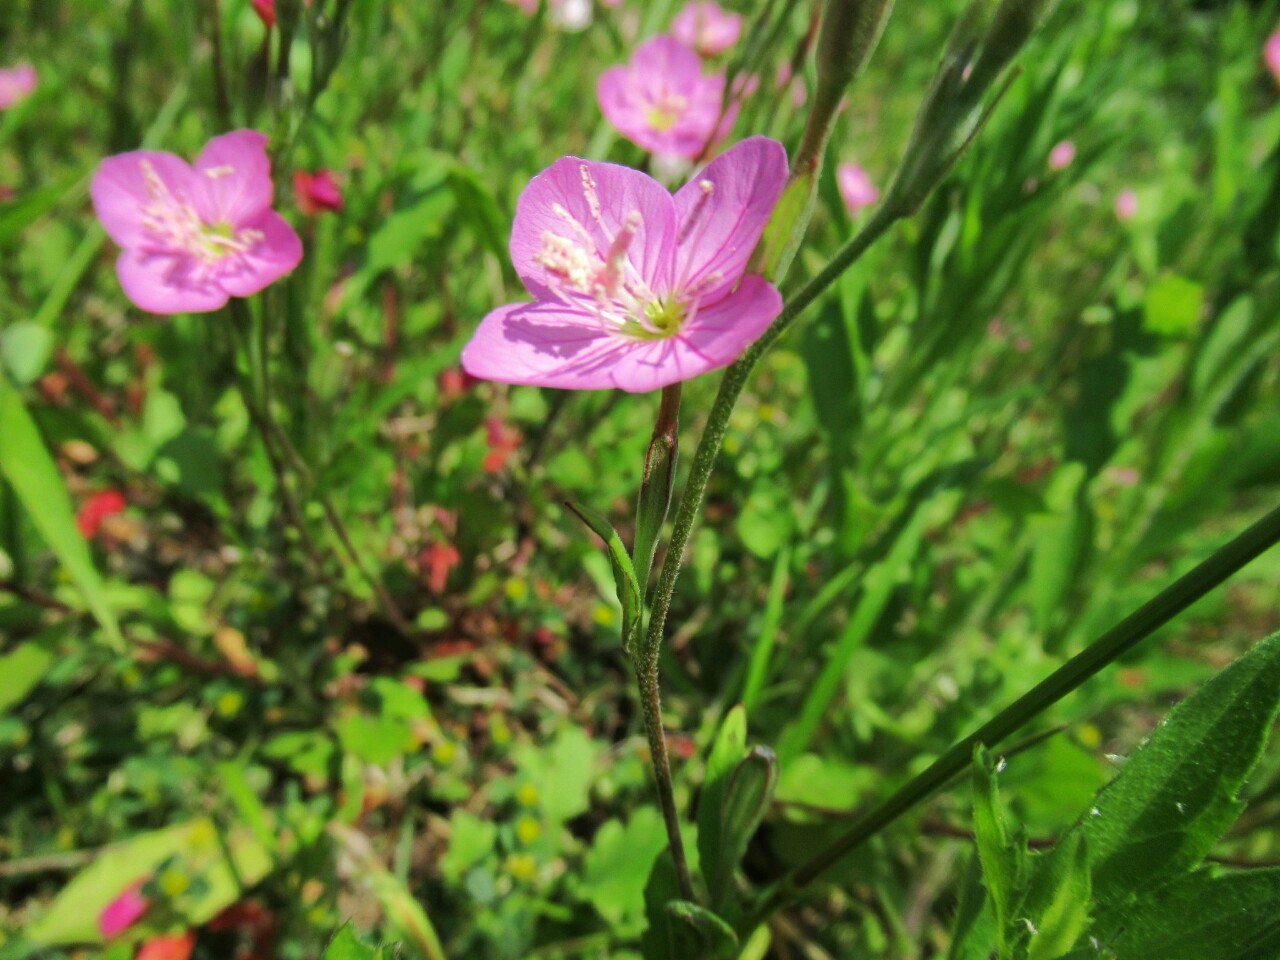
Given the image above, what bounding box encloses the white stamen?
[579,164,602,222]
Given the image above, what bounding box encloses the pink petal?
[672,136,788,301]
[115,249,230,315]
[462,300,628,390]
[99,881,150,938]
[216,210,303,297]
[680,274,781,368]
[192,130,274,225]
[597,36,729,158]
[630,34,704,87]
[91,150,198,248]
[672,2,743,57]
[509,156,676,299]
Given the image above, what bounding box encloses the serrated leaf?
[1080,632,1280,903]
[972,746,1027,958]
[0,380,122,650]
[1111,868,1280,960]
[1024,832,1091,960]
[324,924,388,960]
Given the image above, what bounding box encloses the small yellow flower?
[516,783,540,808]
[431,740,458,765]
[515,816,542,845]
[505,853,537,882]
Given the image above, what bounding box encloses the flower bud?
[815,0,897,94]
[882,0,1059,216]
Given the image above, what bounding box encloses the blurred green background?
[1,0,1279,957]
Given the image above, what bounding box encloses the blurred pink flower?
[99,880,149,938]
[837,163,879,215]
[1115,189,1138,223]
[1048,140,1076,172]
[774,62,806,107]
[294,169,344,215]
[462,137,787,392]
[0,63,37,110]
[251,0,275,27]
[672,2,743,57]
[1266,29,1280,82]
[78,489,127,539]
[598,35,738,158]
[91,130,302,314]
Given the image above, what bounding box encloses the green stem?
[640,203,900,678]
[747,501,1280,924]
[635,654,696,902]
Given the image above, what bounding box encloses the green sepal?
[566,500,643,652]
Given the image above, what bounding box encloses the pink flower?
[251,0,276,27]
[99,880,149,938]
[461,137,787,392]
[0,64,37,110]
[91,130,302,315]
[294,169,343,215]
[598,35,738,158]
[1048,140,1076,172]
[1115,189,1138,223]
[837,163,879,215]
[1266,29,1280,83]
[672,2,743,57]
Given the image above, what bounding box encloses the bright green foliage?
[324,925,391,960]
[960,633,1280,959]
[4,0,1280,958]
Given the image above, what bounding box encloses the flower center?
[646,94,687,132]
[138,161,263,269]
[626,298,686,340]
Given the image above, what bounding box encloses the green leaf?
[1080,632,1280,903]
[0,380,123,650]
[1143,273,1204,337]
[324,925,388,960]
[1111,868,1280,960]
[633,429,676,592]
[754,170,816,282]
[640,852,701,960]
[440,810,497,885]
[1024,832,1091,960]
[665,900,740,959]
[0,641,54,715]
[708,747,778,911]
[0,322,54,385]
[697,706,747,903]
[972,746,1027,957]
[946,853,997,960]
[566,501,642,651]
[581,808,669,936]
[26,819,272,945]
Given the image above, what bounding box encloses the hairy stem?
[641,203,901,675]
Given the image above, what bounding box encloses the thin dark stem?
[209,0,232,129]
[746,502,1280,923]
